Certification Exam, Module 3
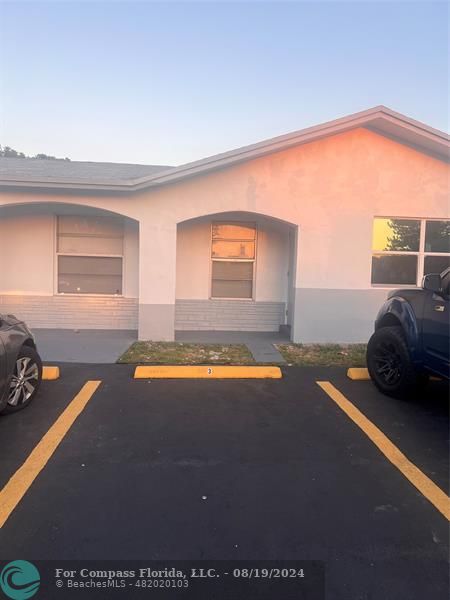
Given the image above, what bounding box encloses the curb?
[134,365,282,379]
[347,367,442,382]
[42,366,60,380]
[347,368,370,380]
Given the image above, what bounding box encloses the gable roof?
[0,106,448,192]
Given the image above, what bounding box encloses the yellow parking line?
[134,365,282,379]
[0,380,101,528]
[42,366,60,380]
[317,381,450,521]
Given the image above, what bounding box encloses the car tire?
[366,326,423,398]
[1,345,42,414]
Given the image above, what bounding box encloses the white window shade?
[57,215,123,255]
[58,215,124,236]
[58,235,123,255]
[58,256,122,294]
[211,261,253,298]
[210,221,256,299]
[57,215,124,295]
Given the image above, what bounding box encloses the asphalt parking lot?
[0,365,448,599]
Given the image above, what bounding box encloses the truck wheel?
[367,326,422,398]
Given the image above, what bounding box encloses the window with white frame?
[371,218,450,286]
[57,216,124,294]
[211,222,256,298]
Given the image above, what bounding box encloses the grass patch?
[118,341,255,365]
[277,343,367,367]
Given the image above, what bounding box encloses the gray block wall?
[292,288,389,343]
[175,299,285,331]
[0,295,138,330]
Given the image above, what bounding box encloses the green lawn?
[118,340,367,367]
[277,343,367,367]
[118,341,255,365]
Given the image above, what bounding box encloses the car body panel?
[422,292,450,375]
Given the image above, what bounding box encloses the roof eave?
[0,179,135,192]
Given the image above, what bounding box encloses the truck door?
[422,271,450,376]
[0,322,7,402]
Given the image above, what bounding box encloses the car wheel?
[1,346,42,414]
[366,326,423,398]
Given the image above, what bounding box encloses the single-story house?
[0,106,449,343]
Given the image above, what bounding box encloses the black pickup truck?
[366,268,450,397]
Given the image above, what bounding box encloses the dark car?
[0,314,42,413]
[367,268,450,397]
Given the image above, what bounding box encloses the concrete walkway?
[33,328,287,364]
[175,330,287,363]
[33,329,138,363]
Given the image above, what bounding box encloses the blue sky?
[0,1,448,165]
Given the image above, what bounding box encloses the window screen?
[58,256,123,294]
[57,216,124,295]
[211,222,256,298]
[57,215,123,255]
[211,261,253,298]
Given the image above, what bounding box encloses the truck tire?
[366,326,423,398]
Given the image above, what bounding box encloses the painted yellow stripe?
[134,365,282,379]
[347,367,370,381]
[317,381,450,521]
[0,380,101,528]
[42,366,60,380]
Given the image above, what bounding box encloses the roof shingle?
[0,158,173,184]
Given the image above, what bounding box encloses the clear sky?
[0,1,448,165]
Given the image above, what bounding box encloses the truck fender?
[375,296,420,362]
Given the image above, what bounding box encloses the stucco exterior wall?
[0,127,448,341]
[0,213,54,295]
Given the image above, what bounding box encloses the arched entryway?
[175,211,298,339]
[0,202,139,331]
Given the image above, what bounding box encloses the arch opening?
[175,211,298,339]
[0,202,139,332]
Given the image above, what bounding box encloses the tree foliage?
[386,219,420,251]
[386,218,450,253]
[0,145,70,160]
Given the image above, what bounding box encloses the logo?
[0,561,40,600]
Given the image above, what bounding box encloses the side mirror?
[422,273,442,294]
